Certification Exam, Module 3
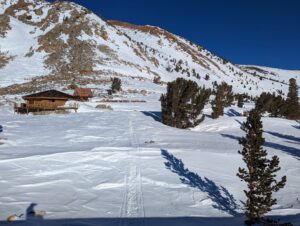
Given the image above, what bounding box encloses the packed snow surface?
[0,98,299,226]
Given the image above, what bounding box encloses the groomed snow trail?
[119,115,145,225]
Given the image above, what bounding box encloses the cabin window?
[49,100,55,103]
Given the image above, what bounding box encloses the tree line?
[255,78,300,120]
[161,77,299,129]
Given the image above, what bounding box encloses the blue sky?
[51,0,300,70]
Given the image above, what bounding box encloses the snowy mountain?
[0,0,299,97]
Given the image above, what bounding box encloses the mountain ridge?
[0,0,299,96]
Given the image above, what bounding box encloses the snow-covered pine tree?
[237,109,287,225]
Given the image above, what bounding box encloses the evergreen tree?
[269,94,285,118]
[237,94,244,108]
[153,76,161,84]
[161,78,211,128]
[111,77,122,93]
[255,92,273,113]
[285,78,300,120]
[211,87,224,119]
[211,82,232,118]
[237,110,287,225]
[255,92,285,117]
[224,84,234,107]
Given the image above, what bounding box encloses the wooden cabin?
[73,88,93,101]
[14,90,78,114]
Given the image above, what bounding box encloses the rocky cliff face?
[0,0,299,96]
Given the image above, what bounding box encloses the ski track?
[119,114,145,226]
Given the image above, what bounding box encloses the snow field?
[0,100,299,225]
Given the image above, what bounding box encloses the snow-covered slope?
[0,0,299,97]
[240,65,300,93]
[0,101,299,225]
[0,16,49,86]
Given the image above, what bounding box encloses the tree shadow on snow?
[142,111,161,122]
[221,134,300,160]
[225,109,242,117]
[204,113,212,119]
[265,131,300,144]
[235,119,244,127]
[161,149,240,216]
[292,120,300,130]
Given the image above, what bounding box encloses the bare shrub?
[96,104,112,110]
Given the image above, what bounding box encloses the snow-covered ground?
[0,96,299,226]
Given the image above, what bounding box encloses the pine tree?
[269,94,285,118]
[224,84,234,107]
[237,110,287,225]
[237,94,244,108]
[111,77,122,93]
[255,92,272,113]
[211,82,232,119]
[255,92,285,117]
[285,78,300,120]
[153,76,161,84]
[161,78,211,128]
[211,83,228,119]
[211,86,224,119]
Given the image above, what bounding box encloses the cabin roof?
[23,90,74,100]
[73,88,93,98]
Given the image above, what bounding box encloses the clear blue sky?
[52,0,300,70]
